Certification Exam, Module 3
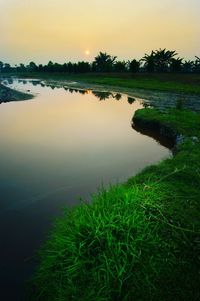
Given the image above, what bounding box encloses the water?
[0,79,171,300]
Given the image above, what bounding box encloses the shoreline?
[1,73,200,111]
[0,82,33,103]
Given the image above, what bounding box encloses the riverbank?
[29,106,200,300]
[1,72,200,96]
[0,82,33,103]
[2,73,200,111]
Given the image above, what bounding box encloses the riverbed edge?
[0,83,34,103]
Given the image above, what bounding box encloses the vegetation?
[1,49,200,74]
[92,52,117,72]
[59,73,200,96]
[2,72,200,96]
[29,107,200,301]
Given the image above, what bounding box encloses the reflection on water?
[0,79,171,300]
[1,78,139,104]
[128,96,136,104]
[2,77,200,111]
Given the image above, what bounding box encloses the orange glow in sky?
[0,0,199,64]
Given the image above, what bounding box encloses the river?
[0,78,171,300]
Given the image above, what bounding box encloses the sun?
[85,50,90,56]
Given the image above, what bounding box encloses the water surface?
[0,79,171,300]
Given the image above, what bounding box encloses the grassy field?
[2,72,200,95]
[28,102,200,300]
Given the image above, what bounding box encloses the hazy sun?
[85,50,90,56]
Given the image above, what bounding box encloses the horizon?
[1,0,200,64]
[1,49,200,67]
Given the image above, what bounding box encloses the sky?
[0,0,200,64]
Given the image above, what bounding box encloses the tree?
[93,52,117,72]
[38,64,44,72]
[0,61,4,73]
[19,63,26,72]
[28,61,38,72]
[141,48,178,72]
[154,48,178,72]
[77,61,91,73]
[66,62,74,73]
[141,51,156,72]
[45,61,54,72]
[3,63,11,72]
[170,57,183,72]
[114,61,127,72]
[182,60,194,73]
[194,56,200,73]
[129,59,140,72]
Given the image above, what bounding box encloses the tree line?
[0,49,200,74]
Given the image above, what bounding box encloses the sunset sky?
[1,0,200,64]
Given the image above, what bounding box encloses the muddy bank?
[132,108,200,156]
[2,76,200,111]
[0,83,33,103]
[41,79,200,112]
[133,113,177,142]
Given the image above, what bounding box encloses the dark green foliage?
[93,52,117,72]
[129,59,140,72]
[0,61,4,72]
[114,61,127,72]
[194,56,200,73]
[1,49,200,74]
[182,60,194,73]
[170,58,183,72]
[141,48,179,72]
[141,51,156,72]
[28,61,38,72]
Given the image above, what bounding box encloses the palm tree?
[170,57,183,72]
[141,51,156,72]
[141,48,178,72]
[93,52,117,72]
[154,48,178,72]
[113,61,127,72]
[182,60,194,73]
[129,59,140,72]
[194,56,200,73]
[0,61,4,73]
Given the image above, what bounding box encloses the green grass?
[74,74,200,95]
[2,72,200,95]
[29,108,200,301]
